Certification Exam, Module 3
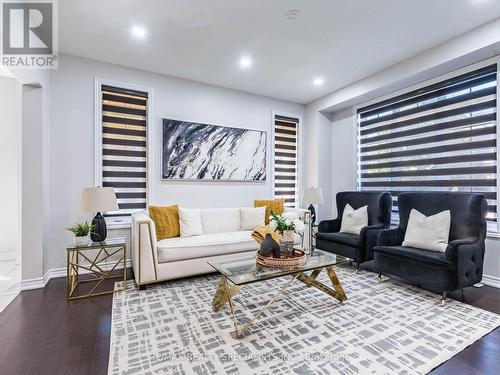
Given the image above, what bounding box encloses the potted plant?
[269,212,306,256]
[67,222,94,246]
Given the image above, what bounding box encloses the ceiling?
[59,0,500,104]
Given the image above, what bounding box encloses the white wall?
[47,54,305,272]
[304,106,333,221]
[484,238,500,286]
[7,69,50,284]
[22,85,45,280]
[315,113,332,221]
[331,112,356,216]
[0,77,22,258]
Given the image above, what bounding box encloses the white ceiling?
[60,0,500,104]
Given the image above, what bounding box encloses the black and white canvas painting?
[162,119,267,181]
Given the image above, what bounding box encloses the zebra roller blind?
[101,84,148,220]
[274,114,299,208]
[357,64,498,224]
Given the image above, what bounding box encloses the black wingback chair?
[316,191,392,269]
[374,192,487,304]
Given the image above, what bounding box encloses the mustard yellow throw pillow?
[149,205,180,240]
[254,198,285,224]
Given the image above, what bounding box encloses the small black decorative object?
[308,204,316,225]
[91,212,107,242]
[302,187,322,226]
[260,233,280,258]
[81,187,118,243]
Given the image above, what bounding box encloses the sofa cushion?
[201,208,241,234]
[374,245,455,269]
[157,231,258,263]
[148,205,180,240]
[340,204,368,235]
[240,207,266,230]
[179,208,203,237]
[315,232,360,247]
[402,209,451,252]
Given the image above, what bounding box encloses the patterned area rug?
[108,265,500,375]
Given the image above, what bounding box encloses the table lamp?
[80,187,119,242]
[302,187,324,225]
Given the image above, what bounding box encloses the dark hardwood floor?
[0,270,498,375]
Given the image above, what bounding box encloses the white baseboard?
[19,275,48,291]
[481,274,500,288]
[20,259,132,291]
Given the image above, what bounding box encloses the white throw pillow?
[179,208,203,237]
[240,206,266,230]
[200,208,241,234]
[403,209,451,252]
[340,204,368,235]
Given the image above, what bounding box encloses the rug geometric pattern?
[108,265,500,374]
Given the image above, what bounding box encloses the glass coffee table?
[208,250,348,337]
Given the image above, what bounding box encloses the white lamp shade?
[80,187,119,213]
[302,187,324,206]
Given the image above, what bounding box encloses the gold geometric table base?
[212,265,347,337]
[67,244,127,300]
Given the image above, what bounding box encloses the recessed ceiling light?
[239,56,253,69]
[313,77,324,86]
[131,25,147,39]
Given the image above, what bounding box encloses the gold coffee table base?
[212,265,347,337]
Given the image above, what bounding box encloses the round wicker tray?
[256,249,307,268]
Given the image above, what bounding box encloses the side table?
[66,237,127,300]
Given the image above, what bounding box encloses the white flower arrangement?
[269,211,306,233]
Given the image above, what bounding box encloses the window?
[357,64,498,228]
[273,114,299,208]
[98,84,149,223]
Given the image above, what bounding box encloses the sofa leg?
[461,288,465,301]
[378,273,382,283]
[441,291,447,307]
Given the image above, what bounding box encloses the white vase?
[73,235,90,247]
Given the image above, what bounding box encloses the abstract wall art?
[162,119,267,181]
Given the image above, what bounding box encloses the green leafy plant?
[66,222,94,237]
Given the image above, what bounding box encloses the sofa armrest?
[318,218,340,233]
[131,211,158,285]
[445,236,484,289]
[359,223,385,244]
[284,207,309,216]
[376,227,404,247]
[446,237,478,251]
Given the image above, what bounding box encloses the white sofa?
[131,207,311,287]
